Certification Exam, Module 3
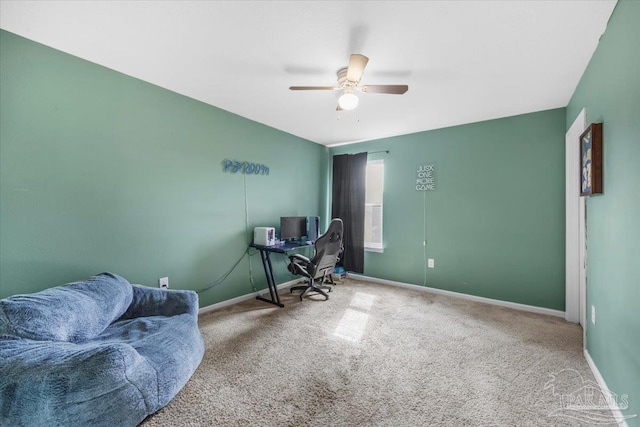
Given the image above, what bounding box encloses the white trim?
[584,349,632,427]
[566,108,587,323]
[349,274,565,318]
[198,279,302,315]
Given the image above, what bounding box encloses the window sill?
[365,246,384,253]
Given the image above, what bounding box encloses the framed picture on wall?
[580,122,603,196]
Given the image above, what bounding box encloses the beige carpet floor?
[142,278,613,426]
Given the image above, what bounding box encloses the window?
[364,159,384,252]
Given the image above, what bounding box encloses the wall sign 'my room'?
[222,159,270,175]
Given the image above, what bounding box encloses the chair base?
[325,274,342,285]
[290,283,332,301]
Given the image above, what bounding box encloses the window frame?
[364,159,384,253]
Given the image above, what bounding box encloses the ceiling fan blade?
[346,54,369,82]
[289,86,339,91]
[361,84,408,94]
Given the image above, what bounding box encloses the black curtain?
[331,153,367,273]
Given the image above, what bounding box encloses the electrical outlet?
[428,258,435,268]
[159,277,169,289]
[591,305,596,325]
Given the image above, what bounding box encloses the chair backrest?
[308,218,343,279]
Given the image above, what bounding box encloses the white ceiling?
[0,1,616,146]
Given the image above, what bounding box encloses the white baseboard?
[199,274,565,318]
[198,279,301,315]
[348,274,565,318]
[584,349,632,427]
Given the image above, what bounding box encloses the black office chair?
[288,218,343,301]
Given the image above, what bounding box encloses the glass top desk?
[249,240,313,307]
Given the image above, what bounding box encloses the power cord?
[196,248,254,294]
[423,188,428,286]
[197,172,258,295]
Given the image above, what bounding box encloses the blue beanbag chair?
[0,272,204,426]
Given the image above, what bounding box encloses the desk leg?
[256,249,284,308]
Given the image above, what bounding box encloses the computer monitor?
[280,216,307,241]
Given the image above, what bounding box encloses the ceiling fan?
[289,54,409,111]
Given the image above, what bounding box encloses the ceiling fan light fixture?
[338,92,359,110]
[289,54,408,111]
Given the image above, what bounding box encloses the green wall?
[566,1,639,423]
[331,108,567,311]
[0,30,327,307]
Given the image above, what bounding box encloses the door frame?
[565,108,587,329]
